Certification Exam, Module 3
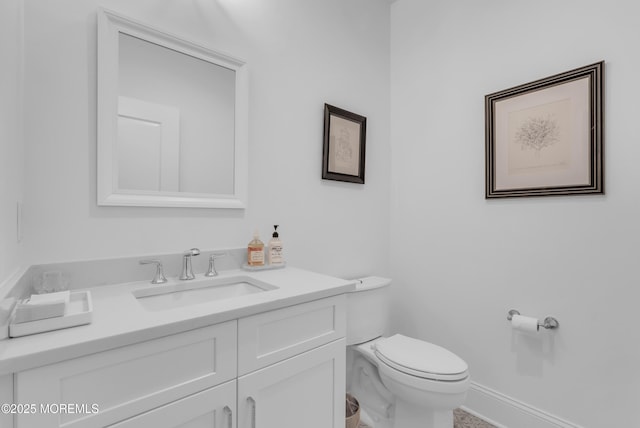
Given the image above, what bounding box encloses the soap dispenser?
[268,225,284,265]
[247,229,265,267]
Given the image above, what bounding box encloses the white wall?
[20,0,640,425]
[390,1,640,427]
[21,0,391,279]
[0,0,24,285]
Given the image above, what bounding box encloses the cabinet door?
[15,321,237,428]
[108,380,236,428]
[0,374,12,428]
[237,339,345,428]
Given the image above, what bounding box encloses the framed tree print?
[322,103,367,184]
[485,61,604,198]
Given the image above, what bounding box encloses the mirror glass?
[97,9,247,208]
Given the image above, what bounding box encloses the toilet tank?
[346,276,391,345]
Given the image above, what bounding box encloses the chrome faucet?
[205,253,227,277]
[139,259,167,284]
[180,248,200,280]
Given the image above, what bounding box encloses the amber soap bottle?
[247,230,265,266]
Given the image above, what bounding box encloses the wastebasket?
[345,393,360,428]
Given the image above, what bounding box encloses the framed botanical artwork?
[322,103,367,184]
[485,61,604,198]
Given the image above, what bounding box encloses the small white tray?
[9,291,93,338]
[241,262,286,271]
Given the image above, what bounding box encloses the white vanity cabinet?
[237,296,346,428]
[12,295,347,428]
[14,321,237,428]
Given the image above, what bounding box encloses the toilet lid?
[374,334,468,381]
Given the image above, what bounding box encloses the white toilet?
[346,277,470,428]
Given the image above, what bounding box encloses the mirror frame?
[97,8,248,209]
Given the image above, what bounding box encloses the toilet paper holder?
[507,309,559,329]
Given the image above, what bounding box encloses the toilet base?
[347,341,467,428]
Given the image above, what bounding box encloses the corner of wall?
[0,0,25,284]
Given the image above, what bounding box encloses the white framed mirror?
[97,8,248,208]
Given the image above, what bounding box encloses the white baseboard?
[462,381,584,428]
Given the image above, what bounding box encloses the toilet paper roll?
[511,314,539,333]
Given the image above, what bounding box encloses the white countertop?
[0,267,355,375]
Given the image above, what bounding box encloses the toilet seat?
[373,334,468,382]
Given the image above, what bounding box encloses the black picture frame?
[485,61,604,198]
[322,103,367,184]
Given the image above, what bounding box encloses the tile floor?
[357,408,496,428]
[453,409,497,428]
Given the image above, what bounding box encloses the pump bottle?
[268,225,284,265]
[247,230,265,266]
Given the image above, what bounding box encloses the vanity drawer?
[15,321,237,428]
[238,295,346,375]
[108,380,236,428]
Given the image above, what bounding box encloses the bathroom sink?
[133,275,277,311]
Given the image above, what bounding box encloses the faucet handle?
[205,253,227,277]
[139,259,168,284]
[180,248,200,280]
